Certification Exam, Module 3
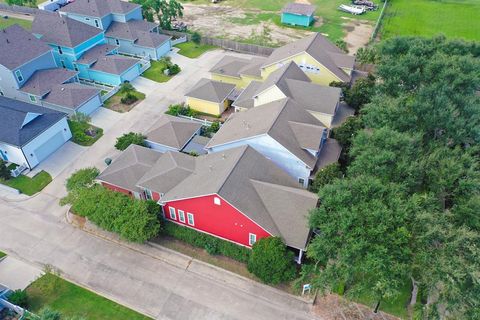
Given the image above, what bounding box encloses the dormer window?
[58,46,63,54]
[94,19,99,28]
[15,70,23,82]
[115,39,120,45]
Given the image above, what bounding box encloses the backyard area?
[103,85,145,112]
[0,16,32,29]
[180,0,381,52]
[0,171,52,196]
[25,273,152,320]
[174,42,218,58]
[380,0,480,41]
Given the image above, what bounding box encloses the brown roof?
[20,68,78,97]
[161,146,318,249]
[185,78,236,103]
[60,0,140,17]
[145,115,202,150]
[206,98,326,168]
[43,83,99,110]
[262,33,355,82]
[281,3,316,16]
[232,80,262,110]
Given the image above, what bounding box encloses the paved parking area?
[90,107,124,131]
[0,256,42,290]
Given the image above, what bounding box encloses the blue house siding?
[155,40,172,60]
[74,33,106,58]
[121,64,141,83]
[13,51,57,88]
[77,94,102,115]
[281,12,314,27]
[86,69,123,85]
[106,36,171,60]
[123,8,142,22]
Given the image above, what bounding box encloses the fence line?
[177,115,215,127]
[0,3,39,15]
[370,0,388,42]
[161,30,274,57]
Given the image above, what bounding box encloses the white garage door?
[33,131,66,163]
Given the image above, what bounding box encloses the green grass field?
[0,16,32,30]
[26,274,152,320]
[381,0,480,41]
[1,171,52,196]
[175,42,218,58]
[142,60,172,82]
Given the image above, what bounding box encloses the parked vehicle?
[352,0,378,10]
[338,4,365,15]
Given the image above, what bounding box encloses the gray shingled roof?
[209,56,251,77]
[281,2,316,16]
[77,43,118,65]
[106,21,170,49]
[160,145,318,250]
[232,80,262,110]
[60,0,140,18]
[0,96,66,147]
[20,68,78,97]
[32,12,103,48]
[0,24,52,70]
[97,144,163,193]
[312,138,342,174]
[238,57,266,78]
[206,98,326,168]
[185,78,236,103]
[145,115,202,150]
[262,33,355,82]
[255,61,311,97]
[43,83,100,110]
[90,54,139,74]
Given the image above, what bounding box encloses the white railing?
[100,86,120,102]
[171,36,187,46]
[139,57,151,73]
[10,164,26,178]
[177,115,216,126]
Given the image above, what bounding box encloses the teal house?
[281,3,316,27]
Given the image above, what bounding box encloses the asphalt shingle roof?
[43,83,99,110]
[60,0,140,18]
[20,68,78,96]
[77,43,139,74]
[32,11,103,48]
[281,3,316,16]
[262,33,355,82]
[145,115,202,150]
[0,24,52,70]
[0,96,66,147]
[106,21,170,48]
[185,78,236,103]
[77,43,118,65]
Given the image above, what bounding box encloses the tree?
[331,116,363,167]
[6,0,36,7]
[0,159,11,180]
[191,32,201,45]
[308,176,414,312]
[114,132,146,150]
[355,46,378,65]
[65,167,99,192]
[7,289,28,308]
[344,73,376,111]
[247,237,296,284]
[334,39,348,53]
[119,82,135,94]
[309,163,342,193]
[133,0,183,30]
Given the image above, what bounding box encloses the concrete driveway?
[0,256,42,290]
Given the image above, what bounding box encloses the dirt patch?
[342,18,373,54]
[181,4,311,46]
[313,294,400,320]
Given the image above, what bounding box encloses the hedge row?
[162,222,251,263]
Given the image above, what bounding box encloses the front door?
[0,150,7,161]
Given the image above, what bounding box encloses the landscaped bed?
[174,42,218,58]
[26,273,152,320]
[103,87,145,113]
[0,171,52,196]
[68,120,103,146]
[142,60,172,83]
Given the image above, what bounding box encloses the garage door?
[33,131,66,163]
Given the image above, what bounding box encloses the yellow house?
[210,56,266,89]
[260,33,355,86]
[185,78,236,116]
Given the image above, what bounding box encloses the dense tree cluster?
[132,0,183,30]
[308,36,480,318]
[115,132,147,151]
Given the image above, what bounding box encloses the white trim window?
[249,233,257,246]
[145,189,153,200]
[169,207,176,220]
[29,95,36,102]
[178,210,185,223]
[187,213,194,226]
[214,197,221,205]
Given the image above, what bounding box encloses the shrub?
[0,159,11,180]
[162,222,251,263]
[36,307,61,320]
[168,64,181,75]
[7,289,28,308]
[114,132,146,151]
[247,237,296,284]
[71,186,161,242]
[309,163,343,193]
[65,167,99,192]
[120,92,138,105]
[344,74,376,111]
[70,112,91,124]
[68,120,103,146]
[335,39,348,53]
[119,82,135,94]
[191,32,201,44]
[165,104,198,117]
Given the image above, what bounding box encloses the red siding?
[163,194,272,247]
[101,182,133,197]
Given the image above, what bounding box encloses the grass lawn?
[103,89,145,112]
[174,42,218,58]
[0,251,6,259]
[0,16,33,30]
[26,274,152,320]
[381,0,480,41]
[68,120,103,146]
[1,171,52,196]
[141,60,172,83]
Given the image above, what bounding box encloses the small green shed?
[281,3,316,27]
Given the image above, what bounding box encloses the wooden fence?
[162,30,274,57]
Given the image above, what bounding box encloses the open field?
[180,0,380,52]
[26,274,151,320]
[0,16,32,29]
[380,0,480,41]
